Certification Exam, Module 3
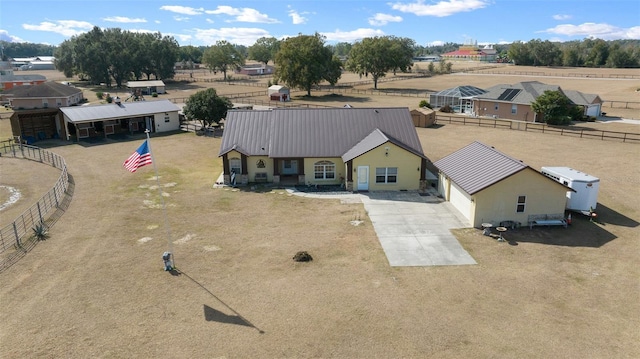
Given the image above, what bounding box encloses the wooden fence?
[472,70,640,79]
[435,115,640,143]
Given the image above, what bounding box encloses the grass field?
[0,65,639,358]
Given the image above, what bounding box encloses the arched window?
[229,157,241,175]
[314,161,335,180]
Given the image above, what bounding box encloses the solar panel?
[497,89,521,101]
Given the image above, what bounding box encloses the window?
[516,195,526,213]
[511,104,517,114]
[314,161,335,180]
[494,103,499,110]
[229,158,241,175]
[376,167,397,184]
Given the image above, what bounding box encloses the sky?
[1,0,638,48]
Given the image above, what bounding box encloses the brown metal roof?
[219,107,426,159]
[3,81,82,98]
[434,141,528,195]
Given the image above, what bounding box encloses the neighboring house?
[126,80,166,95]
[4,81,84,109]
[236,64,274,76]
[429,85,487,113]
[434,141,571,228]
[268,85,290,102]
[218,107,429,191]
[7,81,85,142]
[472,81,603,122]
[59,99,180,141]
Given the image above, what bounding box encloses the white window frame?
[229,157,241,175]
[516,195,526,213]
[375,167,398,184]
[511,104,517,114]
[314,161,335,180]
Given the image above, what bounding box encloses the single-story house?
[472,81,603,122]
[429,85,487,113]
[218,107,429,191]
[3,81,84,110]
[126,80,166,95]
[434,141,571,228]
[410,107,436,128]
[59,99,180,141]
[0,73,47,90]
[441,41,497,62]
[6,82,85,142]
[236,64,274,76]
[268,85,290,102]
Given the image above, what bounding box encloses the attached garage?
[449,182,473,220]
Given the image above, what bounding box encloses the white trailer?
[541,167,600,214]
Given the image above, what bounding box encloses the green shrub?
[106,95,113,103]
[439,104,454,113]
[151,92,158,97]
[418,100,433,109]
[32,223,49,241]
[96,91,104,100]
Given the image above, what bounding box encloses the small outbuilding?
[410,107,436,128]
[268,85,290,102]
[126,80,166,95]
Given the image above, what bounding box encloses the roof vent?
[114,96,121,105]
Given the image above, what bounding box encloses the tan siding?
[351,142,422,191]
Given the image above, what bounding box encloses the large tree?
[274,33,342,96]
[345,36,414,89]
[248,37,279,66]
[182,88,233,129]
[531,90,575,125]
[203,40,245,81]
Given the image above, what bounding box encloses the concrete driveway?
[360,192,477,267]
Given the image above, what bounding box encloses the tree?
[606,43,639,68]
[182,88,233,129]
[507,41,533,65]
[274,33,342,96]
[585,39,609,67]
[248,37,279,66]
[531,90,574,125]
[203,40,245,81]
[345,36,413,89]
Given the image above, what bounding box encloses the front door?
[282,160,298,175]
[357,166,369,191]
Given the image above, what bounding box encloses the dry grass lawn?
[0,66,639,358]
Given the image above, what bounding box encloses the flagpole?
[145,130,176,270]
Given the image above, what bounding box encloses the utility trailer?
[541,167,600,215]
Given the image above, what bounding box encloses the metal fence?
[0,142,70,272]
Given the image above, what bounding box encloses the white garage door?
[449,182,472,222]
[586,104,601,117]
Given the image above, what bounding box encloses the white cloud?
[192,27,271,46]
[552,14,572,20]
[288,10,308,25]
[0,29,25,42]
[206,19,214,24]
[103,16,147,23]
[163,32,193,44]
[320,28,386,42]
[368,13,403,26]
[427,40,445,46]
[390,0,489,17]
[155,20,161,24]
[542,22,640,40]
[205,6,279,24]
[159,6,204,15]
[174,16,190,22]
[22,20,94,37]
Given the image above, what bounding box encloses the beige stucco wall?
[10,94,83,109]
[303,157,345,186]
[351,142,422,191]
[246,155,274,182]
[472,168,568,227]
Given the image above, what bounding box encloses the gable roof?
[2,81,82,98]
[126,80,165,88]
[219,107,425,159]
[60,99,179,124]
[0,74,47,84]
[434,141,530,195]
[476,81,600,106]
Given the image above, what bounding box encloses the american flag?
[123,140,153,172]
